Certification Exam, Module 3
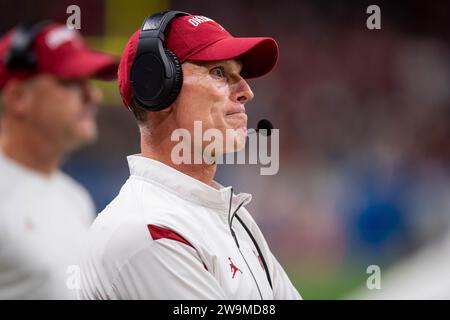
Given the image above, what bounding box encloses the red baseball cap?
[0,23,119,89]
[118,14,279,108]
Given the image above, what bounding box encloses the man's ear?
[2,79,34,118]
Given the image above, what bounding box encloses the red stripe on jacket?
[147,224,208,271]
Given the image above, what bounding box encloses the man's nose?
[234,79,254,104]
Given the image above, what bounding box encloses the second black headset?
[130,11,190,112]
[5,20,51,72]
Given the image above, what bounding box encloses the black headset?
[5,21,51,72]
[130,10,190,111]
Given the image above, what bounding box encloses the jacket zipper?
[228,188,264,300]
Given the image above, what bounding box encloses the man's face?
[173,59,254,157]
[24,74,102,152]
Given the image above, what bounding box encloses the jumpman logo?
[228,257,242,279]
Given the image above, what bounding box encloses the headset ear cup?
[25,52,37,70]
[5,21,50,72]
[163,49,183,109]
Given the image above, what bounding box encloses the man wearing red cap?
[80,12,301,300]
[0,22,118,299]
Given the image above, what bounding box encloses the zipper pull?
[231,228,240,248]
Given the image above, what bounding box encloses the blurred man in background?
[0,21,118,299]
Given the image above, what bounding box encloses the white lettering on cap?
[188,15,215,27]
[45,27,80,49]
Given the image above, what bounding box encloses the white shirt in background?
[0,152,95,299]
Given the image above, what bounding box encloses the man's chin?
[225,135,247,153]
[234,127,248,149]
[66,128,98,151]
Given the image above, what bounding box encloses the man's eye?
[210,67,225,79]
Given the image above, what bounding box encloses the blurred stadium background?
[1,0,450,299]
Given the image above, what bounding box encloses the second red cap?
[0,23,119,90]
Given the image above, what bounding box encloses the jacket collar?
[127,155,252,212]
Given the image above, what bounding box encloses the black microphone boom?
[256,119,273,136]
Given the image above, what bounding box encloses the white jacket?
[80,155,301,300]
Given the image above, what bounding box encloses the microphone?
[256,119,273,136]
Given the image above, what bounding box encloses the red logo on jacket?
[228,257,243,279]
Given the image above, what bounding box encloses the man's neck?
[140,140,217,188]
[0,125,62,176]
